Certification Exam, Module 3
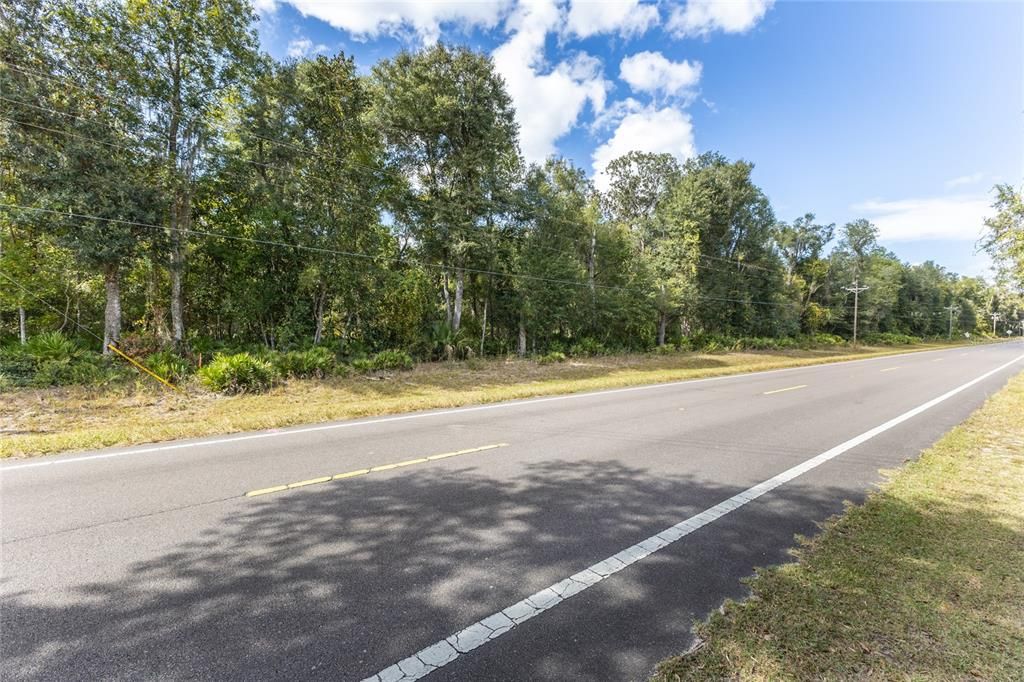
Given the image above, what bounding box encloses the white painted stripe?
[2,342,1009,472]
[362,353,1024,682]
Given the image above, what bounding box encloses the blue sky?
[252,1,1023,280]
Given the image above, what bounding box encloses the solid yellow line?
[244,443,509,498]
[763,384,808,395]
[246,485,288,497]
[287,476,332,489]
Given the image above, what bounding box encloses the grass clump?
[536,350,567,365]
[272,347,337,379]
[197,352,277,394]
[369,349,414,371]
[654,371,1024,682]
[145,350,192,384]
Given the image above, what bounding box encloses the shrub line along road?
[2,342,1022,680]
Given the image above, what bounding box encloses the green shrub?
[370,349,414,371]
[274,347,337,378]
[654,344,677,355]
[0,349,36,388]
[351,357,374,372]
[31,357,112,387]
[145,351,192,384]
[198,353,277,394]
[537,351,567,365]
[26,332,80,361]
[803,333,846,347]
[569,337,607,357]
[547,340,567,355]
[737,337,779,351]
[862,332,919,346]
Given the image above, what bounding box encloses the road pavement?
[2,342,1021,680]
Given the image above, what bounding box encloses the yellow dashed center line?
[245,443,509,497]
[763,384,808,395]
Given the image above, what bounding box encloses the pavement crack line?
[362,352,1024,682]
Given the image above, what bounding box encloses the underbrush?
[0,329,986,394]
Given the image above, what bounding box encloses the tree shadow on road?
[4,455,1011,681]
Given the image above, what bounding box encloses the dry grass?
[654,371,1024,681]
[0,342,984,458]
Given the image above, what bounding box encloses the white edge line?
[361,352,1024,682]
[2,342,1011,472]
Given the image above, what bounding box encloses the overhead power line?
[0,202,809,312]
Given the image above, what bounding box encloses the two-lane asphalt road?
[2,342,1022,680]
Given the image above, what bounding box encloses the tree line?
[2,0,1021,365]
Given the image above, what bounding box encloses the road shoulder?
[653,370,1024,681]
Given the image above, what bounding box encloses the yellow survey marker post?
[107,343,184,394]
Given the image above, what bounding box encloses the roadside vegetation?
[0,337,998,458]
[654,371,1024,681]
[3,1,1023,383]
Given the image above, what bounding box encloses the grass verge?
[653,370,1024,681]
[0,341,994,458]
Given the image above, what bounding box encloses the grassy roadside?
[654,371,1024,681]
[0,340,996,458]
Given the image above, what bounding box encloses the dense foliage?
[2,0,1021,390]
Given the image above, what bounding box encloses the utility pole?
[943,303,960,340]
[844,280,869,344]
[991,312,1002,335]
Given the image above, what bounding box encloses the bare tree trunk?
[587,228,596,293]
[102,262,121,355]
[57,292,72,333]
[518,317,527,357]
[313,288,327,345]
[479,297,487,357]
[657,312,667,347]
[19,306,26,345]
[169,199,187,349]
[452,267,464,332]
[442,273,452,327]
[147,256,171,343]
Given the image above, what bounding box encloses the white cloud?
[565,0,659,39]
[619,51,702,99]
[590,96,644,132]
[492,0,610,163]
[286,37,328,58]
[944,172,985,189]
[667,0,774,38]
[283,0,513,44]
[852,195,994,242]
[592,106,696,190]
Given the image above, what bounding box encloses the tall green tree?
[602,151,685,345]
[669,152,782,337]
[1,0,157,352]
[774,213,834,333]
[372,44,520,333]
[982,184,1024,291]
[125,0,259,348]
